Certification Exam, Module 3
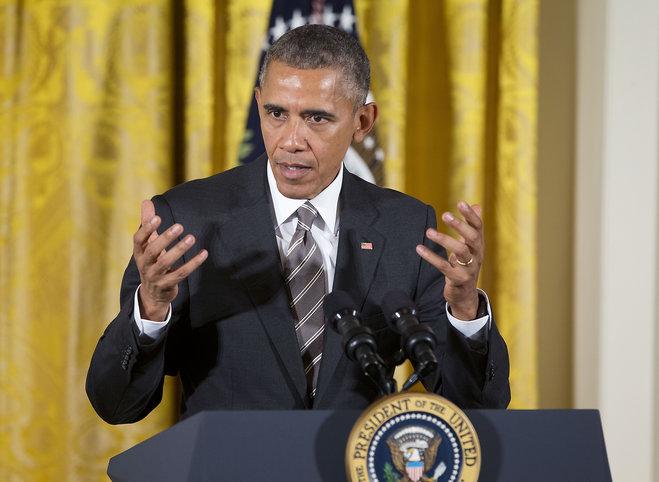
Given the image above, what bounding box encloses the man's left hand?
[416,201,484,321]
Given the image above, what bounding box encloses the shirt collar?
[267,160,342,233]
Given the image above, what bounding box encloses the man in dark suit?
[86,25,510,424]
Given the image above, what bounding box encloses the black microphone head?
[381,290,417,321]
[324,290,358,322]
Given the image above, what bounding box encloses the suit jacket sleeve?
[415,205,510,409]
[86,195,183,424]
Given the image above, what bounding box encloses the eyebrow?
[263,104,336,120]
[302,109,336,120]
[263,103,286,112]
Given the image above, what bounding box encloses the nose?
[281,117,308,152]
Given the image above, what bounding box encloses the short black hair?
[259,24,370,108]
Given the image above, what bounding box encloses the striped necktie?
[284,201,327,399]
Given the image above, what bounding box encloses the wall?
[575,1,659,480]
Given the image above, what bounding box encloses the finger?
[427,229,474,263]
[163,247,209,283]
[416,244,474,281]
[134,214,162,255]
[152,233,195,270]
[447,252,476,269]
[416,244,453,274]
[439,211,481,249]
[456,201,483,229]
[141,200,156,226]
[142,223,184,265]
[135,200,160,252]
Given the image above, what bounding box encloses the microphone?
[324,290,395,396]
[381,290,438,391]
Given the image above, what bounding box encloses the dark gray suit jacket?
[86,156,510,424]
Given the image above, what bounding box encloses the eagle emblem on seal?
[385,426,443,482]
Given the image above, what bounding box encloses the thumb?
[471,204,482,219]
[141,199,155,226]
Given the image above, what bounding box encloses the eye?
[266,108,286,120]
[308,114,327,124]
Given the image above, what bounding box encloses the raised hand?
[133,200,208,321]
[416,201,484,321]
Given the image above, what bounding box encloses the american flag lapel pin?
[361,242,373,250]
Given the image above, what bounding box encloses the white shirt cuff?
[446,289,491,339]
[133,285,172,340]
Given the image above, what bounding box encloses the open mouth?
[278,163,312,180]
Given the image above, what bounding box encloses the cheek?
[327,128,354,158]
[315,124,353,150]
[260,127,277,152]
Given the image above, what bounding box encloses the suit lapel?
[218,158,308,405]
[314,171,384,404]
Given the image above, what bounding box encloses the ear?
[254,87,266,123]
[352,103,378,143]
[254,87,262,108]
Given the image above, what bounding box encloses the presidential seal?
[346,392,480,482]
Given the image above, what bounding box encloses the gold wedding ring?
[456,257,473,267]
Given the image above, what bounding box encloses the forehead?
[260,61,350,104]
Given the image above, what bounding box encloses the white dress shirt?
[134,162,490,340]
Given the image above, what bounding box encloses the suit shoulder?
[348,171,431,213]
[157,159,264,209]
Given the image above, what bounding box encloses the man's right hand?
[133,200,208,321]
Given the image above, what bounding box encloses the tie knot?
[296,202,318,231]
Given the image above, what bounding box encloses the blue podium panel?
[469,410,611,482]
[108,409,611,481]
[108,410,356,481]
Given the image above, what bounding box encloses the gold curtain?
[357,0,538,408]
[403,0,538,409]
[0,1,214,479]
[0,0,537,479]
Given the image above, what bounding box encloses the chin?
[277,183,311,200]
